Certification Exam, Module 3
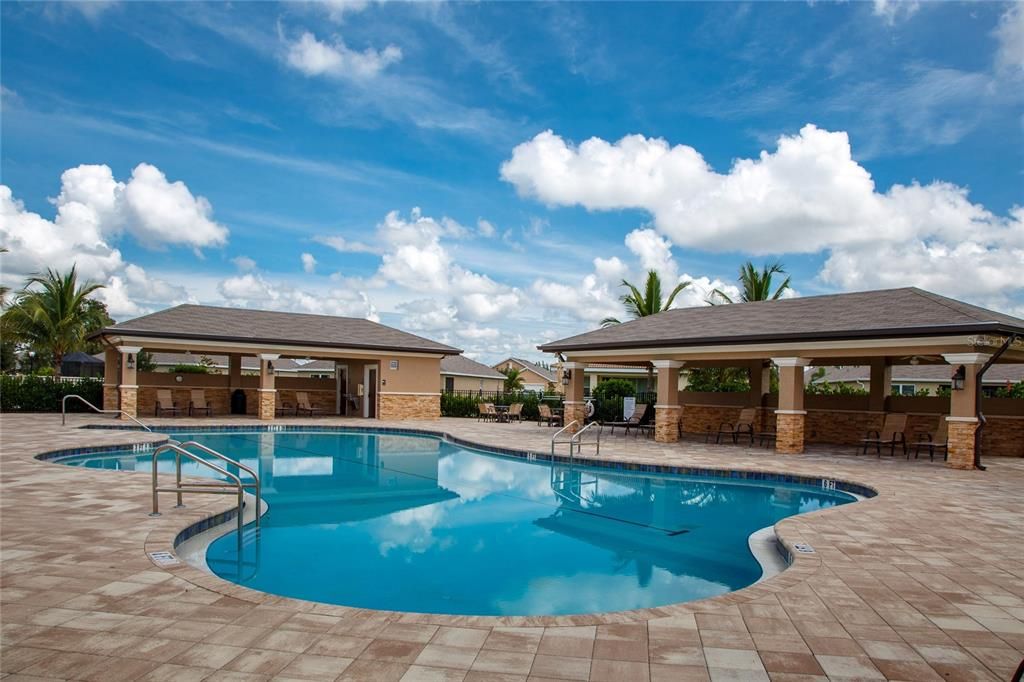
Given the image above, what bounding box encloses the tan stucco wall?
[380,355,441,394]
[442,375,504,392]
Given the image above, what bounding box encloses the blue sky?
[2,0,1022,362]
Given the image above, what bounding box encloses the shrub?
[994,381,1024,399]
[440,391,562,420]
[170,364,209,374]
[807,381,869,396]
[0,375,103,412]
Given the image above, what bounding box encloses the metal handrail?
[571,421,602,457]
[62,394,154,432]
[551,420,579,456]
[177,441,260,527]
[150,443,251,539]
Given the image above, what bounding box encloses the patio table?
[493,405,510,423]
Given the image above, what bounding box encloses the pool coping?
[39,422,881,627]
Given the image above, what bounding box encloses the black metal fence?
[439,389,658,423]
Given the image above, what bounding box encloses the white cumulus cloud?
[502,125,1024,310]
[285,31,402,80]
[301,252,317,274]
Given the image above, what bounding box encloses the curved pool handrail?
[178,441,261,528]
[62,394,154,432]
[150,442,248,539]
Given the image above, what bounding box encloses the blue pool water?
[58,430,855,615]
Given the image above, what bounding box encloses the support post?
[117,346,142,419]
[258,353,280,421]
[562,362,587,433]
[773,357,811,454]
[868,358,891,412]
[228,354,243,390]
[103,347,120,411]
[747,360,771,432]
[942,353,990,470]
[653,360,684,443]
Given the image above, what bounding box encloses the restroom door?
[335,364,348,415]
[364,365,378,418]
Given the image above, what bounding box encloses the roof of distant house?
[814,364,1024,385]
[494,357,557,382]
[62,351,104,364]
[94,304,460,355]
[440,355,506,379]
[540,288,1024,352]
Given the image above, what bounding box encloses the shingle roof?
[540,288,1024,352]
[440,355,505,379]
[495,357,557,382]
[815,364,1024,385]
[62,351,104,364]
[96,304,461,355]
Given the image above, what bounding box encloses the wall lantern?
[266,360,275,375]
[126,353,135,370]
[561,369,571,386]
[951,365,966,391]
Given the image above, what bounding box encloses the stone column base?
[119,386,138,419]
[775,411,805,454]
[563,402,587,432]
[103,385,119,412]
[947,419,977,470]
[379,394,440,420]
[258,389,276,421]
[655,405,681,443]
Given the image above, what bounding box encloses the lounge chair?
[275,394,293,417]
[538,403,563,427]
[155,389,182,417]
[630,404,656,439]
[188,389,213,417]
[861,413,908,457]
[712,407,757,445]
[507,403,524,423]
[605,403,647,435]
[913,416,949,461]
[476,403,492,422]
[296,391,322,417]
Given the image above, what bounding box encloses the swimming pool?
[58,430,857,616]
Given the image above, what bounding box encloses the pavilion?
[539,288,1024,469]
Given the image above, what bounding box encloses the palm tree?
[3,267,105,376]
[601,270,690,392]
[500,367,525,392]
[601,270,690,327]
[708,261,791,305]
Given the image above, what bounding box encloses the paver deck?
[2,413,1023,681]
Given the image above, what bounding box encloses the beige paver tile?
[470,650,535,675]
[814,655,885,680]
[401,665,469,681]
[361,639,427,664]
[528,654,591,680]
[223,647,297,675]
[307,634,373,658]
[433,627,490,649]
[172,642,250,670]
[414,644,480,670]
[483,628,543,653]
[587,658,649,682]
[276,653,354,680]
[250,628,315,654]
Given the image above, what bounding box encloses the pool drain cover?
[148,551,179,566]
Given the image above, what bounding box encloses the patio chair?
[476,403,491,422]
[188,389,213,417]
[296,391,322,417]
[711,407,757,445]
[507,403,524,423]
[861,413,908,457]
[538,403,563,427]
[605,403,647,435]
[629,403,656,439]
[155,389,182,417]
[275,394,293,417]
[913,416,949,461]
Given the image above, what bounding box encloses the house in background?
[136,352,338,378]
[579,363,690,395]
[492,357,560,393]
[440,356,505,393]
[813,364,1024,396]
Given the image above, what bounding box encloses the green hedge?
[0,375,103,412]
[440,391,562,420]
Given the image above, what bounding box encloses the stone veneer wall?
[378,394,440,420]
[677,402,1022,457]
[137,386,336,417]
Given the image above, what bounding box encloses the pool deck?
[2,413,1023,681]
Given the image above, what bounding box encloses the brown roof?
[494,357,557,382]
[96,304,460,355]
[440,355,505,379]
[815,364,1024,385]
[540,288,1024,353]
